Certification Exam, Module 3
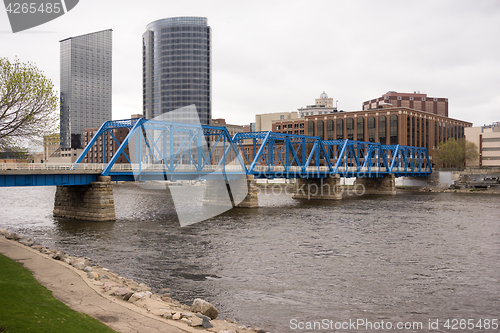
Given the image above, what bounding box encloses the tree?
[433,138,479,168]
[0,57,58,151]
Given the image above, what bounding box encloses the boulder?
[73,262,85,270]
[172,312,181,320]
[190,317,203,327]
[87,272,99,280]
[6,232,21,241]
[103,282,118,292]
[0,228,9,237]
[84,266,93,273]
[128,291,152,303]
[191,298,218,320]
[111,287,133,297]
[18,238,34,247]
[53,253,67,261]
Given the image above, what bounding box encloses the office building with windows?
[59,29,112,149]
[363,91,448,117]
[274,104,472,164]
[143,17,211,125]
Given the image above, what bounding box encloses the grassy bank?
[0,253,117,333]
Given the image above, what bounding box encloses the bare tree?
[0,57,58,151]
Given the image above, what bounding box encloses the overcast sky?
[1,0,499,127]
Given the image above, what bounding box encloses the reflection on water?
[1,184,500,332]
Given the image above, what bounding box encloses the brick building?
[83,128,130,164]
[363,91,448,117]
[273,105,472,163]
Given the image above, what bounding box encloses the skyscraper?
[60,29,112,149]
[143,17,211,125]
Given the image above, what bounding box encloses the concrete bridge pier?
[203,175,258,208]
[292,175,342,200]
[53,176,116,221]
[354,174,396,196]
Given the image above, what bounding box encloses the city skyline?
[1,0,499,127]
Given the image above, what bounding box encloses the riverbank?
[0,229,267,333]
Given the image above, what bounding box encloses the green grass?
[0,253,118,333]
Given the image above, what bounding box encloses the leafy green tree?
[433,138,479,168]
[0,57,58,151]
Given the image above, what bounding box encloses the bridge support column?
[53,176,115,221]
[354,174,396,195]
[292,175,342,200]
[236,175,258,208]
[203,175,258,208]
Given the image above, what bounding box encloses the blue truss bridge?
[0,118,431,187]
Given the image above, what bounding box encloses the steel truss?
[74,119,432,180]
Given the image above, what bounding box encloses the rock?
[190,317,203,327]
[254,329,266,333]
[0,228,9,237]
[53,253,67,261]
[111,287,133,296]
[18,237,34,246]
[172,312,181,320]
[87,272,99,280]
[219,330,237,333]
[191,298,218,320]
[225,318,236,324]
[103,282,118,292]
[122,292,134,301]
[64,258,72,264]
[128,291,152,303]
[202,317,214,329]
[73,262,85,270]
[164,313,173,320]
[84,266,93,273]
[6,232,21,241]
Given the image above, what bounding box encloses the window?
[390,114,398,145]
[379,115,386,144]
[308,121,315,136]
[368,116,375,142]
[407,116,412,146]
[357,117,364,141]
[327,119,334,140]
[277,125,281,130]
[346,118,354,140]
[317,120,324,140]
[336,119,343,139]
[280,115,285,120]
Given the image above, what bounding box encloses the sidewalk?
[0,236,199,333]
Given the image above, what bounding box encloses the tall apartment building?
[363,91,448,117]
[143,17,211,125]
[59,29,112,149]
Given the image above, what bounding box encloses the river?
[1,184,499,332]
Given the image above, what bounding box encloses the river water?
[1,184,499,332]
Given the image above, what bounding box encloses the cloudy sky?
[1,0,499,127]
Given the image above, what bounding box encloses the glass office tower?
[143,17,211,125]
[60,29,112,149]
